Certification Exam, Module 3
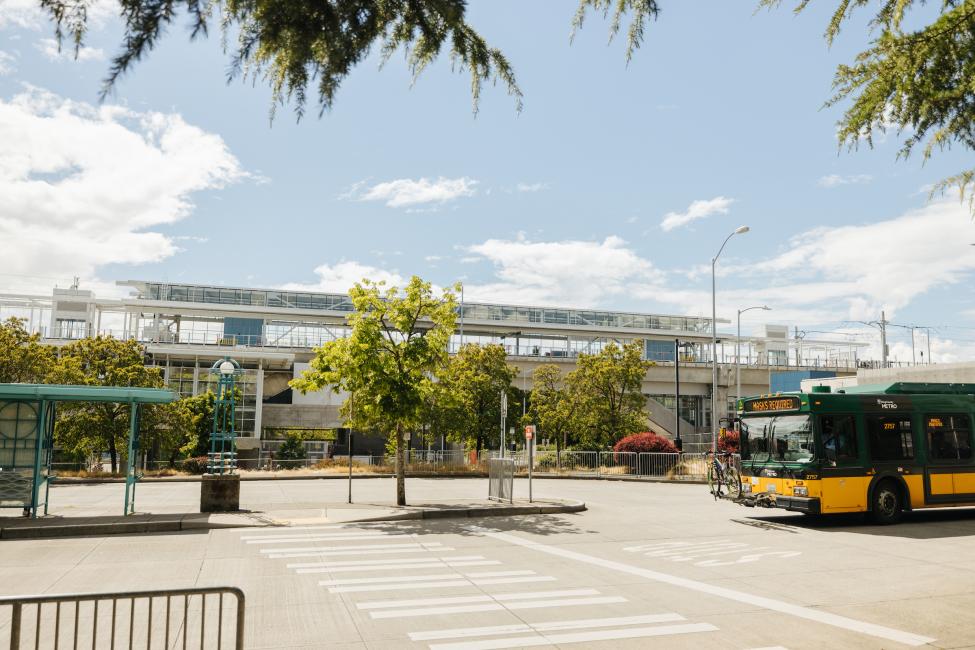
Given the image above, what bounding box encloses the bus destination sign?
[743,396,801,413]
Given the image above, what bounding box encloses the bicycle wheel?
[724,465,742,499]
[706,458,720,499]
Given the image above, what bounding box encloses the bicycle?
[704,450,741,500]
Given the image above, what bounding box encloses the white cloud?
[464,235,662,307]
[818,173,873,188]
[744,199,975,320]
[515,182,547,193]
[0,87,246,293]
[36,37,105,62]
[282,262,406,293]
[348,176,478,208]
[0,50,15,75]
[660,196,734,232]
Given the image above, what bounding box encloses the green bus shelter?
[0,384,177,518]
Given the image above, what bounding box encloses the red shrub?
[718,429,740,453]
[613,432,678,454]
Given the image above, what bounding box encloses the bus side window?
[867,415,914,461]
[821,414,857,464]
[926,414,973,462]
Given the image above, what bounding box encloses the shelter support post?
[124,402,140,515]
[29,401,46,519]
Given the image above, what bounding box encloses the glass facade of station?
[139,282,713,335]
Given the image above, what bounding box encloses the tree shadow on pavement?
[356,512,597,538]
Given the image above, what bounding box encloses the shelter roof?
[0,384,177,403]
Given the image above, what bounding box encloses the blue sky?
[1,1,974,362]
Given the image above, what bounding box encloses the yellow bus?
[736,382,975,524]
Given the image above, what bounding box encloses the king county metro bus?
[736,382,975,524]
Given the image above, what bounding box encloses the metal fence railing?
[0,586,244,650]
[488,458,515,503]
[480,450,739,481]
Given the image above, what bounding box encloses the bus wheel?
[870,480,903,525]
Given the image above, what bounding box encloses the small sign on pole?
[524,425,535,440]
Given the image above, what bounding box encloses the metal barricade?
[558,451,599,475]
[0,586,244,650]
[487,458,515,503]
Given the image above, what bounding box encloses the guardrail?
[0,586,244,650]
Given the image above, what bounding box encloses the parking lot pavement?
[4,478,975,648]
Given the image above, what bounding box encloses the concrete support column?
[254,363,265,441]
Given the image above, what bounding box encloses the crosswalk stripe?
[331,580,473,593]
[244,532,396,543]
[368,597,627,620]
[428,623,718,650]
[409,613,686,641]
[471,577,556,586]
[267,546,454,559]
[297,561,500,574]
[259,542,443,554]
[327,576,556,594]
[358,589,598,610]
[288,556,484,569]
[320,573,462,586]
[461,571,534,579]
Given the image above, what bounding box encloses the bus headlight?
[793,486,808,497]
[740,483,752,494]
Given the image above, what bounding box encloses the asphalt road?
[3,478,975,649]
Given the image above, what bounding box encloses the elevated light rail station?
[0,280,865,458]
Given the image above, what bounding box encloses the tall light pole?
[712,225,750,453]
[737,305,770,404]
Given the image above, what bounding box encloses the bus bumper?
[773,495,821,514]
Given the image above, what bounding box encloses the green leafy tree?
[39,0,656,118]
[0,317,55,383]
[49,336,193,472]
[181,390,216,458]
[569,341,650,449]
[529,364,583,457]
[762,0,975,209]
[291,276,457,506]
[276,431,307,464]
[438,343,517,455]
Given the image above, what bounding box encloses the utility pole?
[794,327,801,367]
[674,339,681,452]
[880,310,888,367]
[910,326,916,366]
[500,390,507,458]
[459,283,464,348]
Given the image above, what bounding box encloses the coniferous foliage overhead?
[39,0,658,118]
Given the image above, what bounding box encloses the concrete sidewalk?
[0,477,584,539]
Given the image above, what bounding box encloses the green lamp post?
[207,357,242,475]
[200,356,242,512]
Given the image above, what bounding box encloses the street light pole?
[712,226,750,454]
[736,305,771,405]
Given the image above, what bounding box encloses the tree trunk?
[555,431,562,472]
[395,423,406,506]
[108,439,118,475]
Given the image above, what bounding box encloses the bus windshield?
[742,415,814,463]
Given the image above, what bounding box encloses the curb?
[346,500,587,523]
[0,501,585,540]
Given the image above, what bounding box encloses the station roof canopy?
[0,384,177,404]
